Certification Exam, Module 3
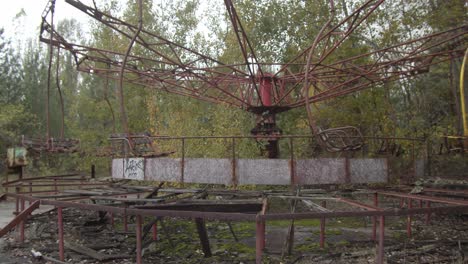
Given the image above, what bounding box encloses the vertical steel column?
[19,197,25,242]
[411,141,415,179]
[58,207,64,261]
[91,164,96,179]
[289,138,295,187]
[261,220,266,249]
[136,215,142,264]
[260,76,272,106]
[232,137,237,187]
[320,200,326,248]
[407,198,412,237]
[195,218,212,257]
[344,154,351,184]
[372,193,378,241]
[181,138,185,183]
[15,187,19,215]
[28,183,32,205]
[255,217,265,264]
[123,205,128,232]
[377,216,385,264]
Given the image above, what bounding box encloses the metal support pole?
[15,187,19,215]
[289,137,295,188]
[195,218,212,257]
[372,193,378,241]
[136,215,142,264]
[19,197,25,242]
[123,205,128,232]
[320,200,326,248]
[261,220,266,249]
[231,137,237,187]
[411,141,415,180]
[58,207,64,261]
[28,182,32,205]
[376,216,385,264]
[91,164,96,179]
[407,198,412,237]
[345,154,351,184]
[181,138,185,183]
[255,218,265,264]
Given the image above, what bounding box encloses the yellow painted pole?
[460,48,468,148]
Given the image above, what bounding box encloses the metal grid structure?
[2,173,468,264]
[37,0,467,157]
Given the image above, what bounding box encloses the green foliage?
[0,0,466,176]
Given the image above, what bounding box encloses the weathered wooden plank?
[65,242,129,261]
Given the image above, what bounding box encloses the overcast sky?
[0,0,93,48]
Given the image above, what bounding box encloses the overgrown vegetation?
[0,0,466,176]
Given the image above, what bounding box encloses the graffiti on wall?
[124,158,144,180]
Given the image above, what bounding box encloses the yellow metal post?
[460,48,468,148]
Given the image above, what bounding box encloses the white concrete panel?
[145,158,181,182]
[296,159,346,184]
[184,158,232,185]
[350,158,387,183]
[237,159,290,185]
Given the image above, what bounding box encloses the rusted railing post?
[58,207,64,261]
[180,138,185,183]
[320,200,326,248]
[377,215,385,264]
[372,193,378,241]
[136,215,142,264]
[344,153,351,184]
[15,187,20,215]
[411,140,416,180]
[289,137,295,188]
[28,182,32,205]
[91,164,96,179]
[19,196,25,242]
[255,216,265,264]
[231,137,237,187]
[123,204,128,232]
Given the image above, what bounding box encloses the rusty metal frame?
[39,0,467,112]
[3,178,468,264]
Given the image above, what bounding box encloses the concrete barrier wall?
[112,157,388,185]
[295,159,347,184]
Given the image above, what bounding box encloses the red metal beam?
[336,197,382,211]
[0,201,39,238]
[378,191,468,206]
